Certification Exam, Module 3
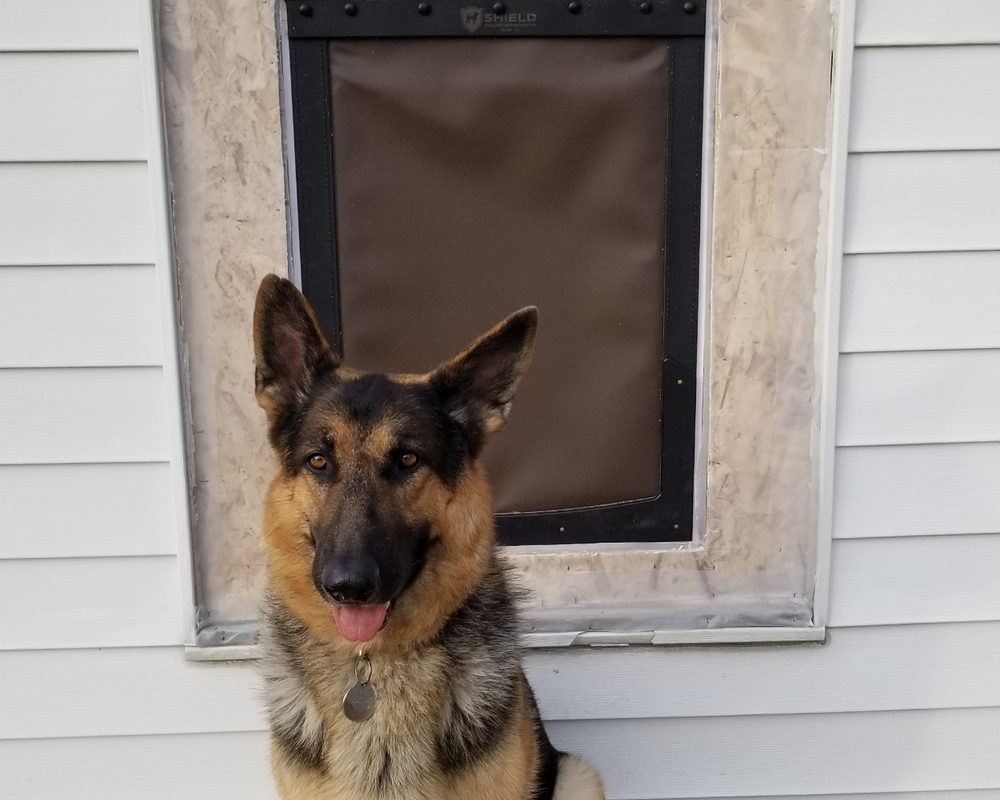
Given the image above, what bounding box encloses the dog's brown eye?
[308,454,328,471]
[399,452,419,469]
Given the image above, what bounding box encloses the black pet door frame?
[283,0,705,546]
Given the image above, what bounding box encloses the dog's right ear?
[253,275,339,426]
[430,307,538,456]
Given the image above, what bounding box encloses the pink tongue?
[332,603,389,642]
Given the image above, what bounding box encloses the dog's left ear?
[253,275,339,427]
[430,307,538,451]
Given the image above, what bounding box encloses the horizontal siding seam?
[845,246,1000,256]
[841,347,1000,358]
[0,460,171,467]
[0,49,141,55]
[848,149,1000,157]
[0,458,175,467]
[2,617,996,655]
[0,730,263,745]
[854,42,1000,50]
[0,159,148,166]
[841,248,1000,257]
[0,260,161,268]
[0,49,142,55]
[9,704,1000,743]
[850,147,1000,156]
[1,618,994,654]
[0,361,166,369]
[0,554,177,566]
[832,528,1000,541]
[12,707,1000,743]
[828,619,1000,630]
[0,364,166,372]
[0,551,178,563]
[0,158,149,165]
[835,438,1000,449]
[0,268,156,272]
[840,345,1000,356]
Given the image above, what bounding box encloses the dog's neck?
[260,550,524,787]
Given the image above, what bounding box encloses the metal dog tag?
[343,654,376,722]
[343,682,376,722]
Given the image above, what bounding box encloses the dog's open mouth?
[331,602,391,643]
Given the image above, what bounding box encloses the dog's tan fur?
[254,275,605,800]
[263,459,495,657]
[268,667,539,800]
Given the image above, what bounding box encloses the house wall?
[2,1,1000,798]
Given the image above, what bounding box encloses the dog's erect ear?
[253,275,339,424]
[430,307,538,450]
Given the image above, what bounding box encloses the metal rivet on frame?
[418,2,432,14]
[298,3,313,15]
[344,2,358,15]
[568,1,581,13]
[683,1,697,13]
[640,2,652,12]
[493,2,506,13]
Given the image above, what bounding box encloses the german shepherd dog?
[253,275,605,800]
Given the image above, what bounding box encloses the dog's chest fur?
[260,564,523,800]
[267,640,447,798]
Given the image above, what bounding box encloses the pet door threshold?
[183,623,827,661]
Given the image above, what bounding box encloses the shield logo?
[461,6,484,32]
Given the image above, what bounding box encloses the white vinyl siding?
[3,621,1000,741]
[0,367,170,463]
[0,163,155,265]
[0,463,177,559]
[0,0,190,789]
[2,1,1000,799]
[840,252,1000,353]
[0,556,181,651]
[844,152,1000,253]
[849,46,1000,152]
[1,733,275,800]
[0,0,139,51]
[5,713,1000,800]
[855,1,1000,46]
[836,350,1000,446]
[0,52,146,161]
[833,443,1000,538]
[828,535,1000,627]
[0,266,163,367]
[811,11,1000,800]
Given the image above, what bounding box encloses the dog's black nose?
[317,557,379,604]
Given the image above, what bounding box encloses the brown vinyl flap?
[330,38,669,514]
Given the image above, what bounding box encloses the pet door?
[285,0,704,546]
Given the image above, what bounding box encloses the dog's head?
[253,275,536,649]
